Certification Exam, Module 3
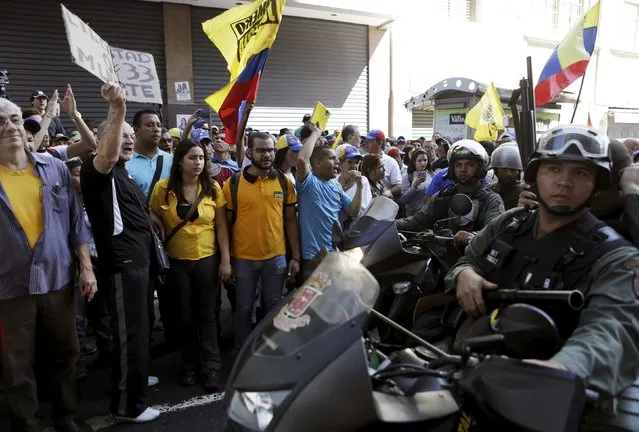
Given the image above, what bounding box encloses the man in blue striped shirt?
[0,97,96,432]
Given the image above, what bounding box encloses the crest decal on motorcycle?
[273,272,332,332]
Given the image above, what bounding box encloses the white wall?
[365,0,638,137]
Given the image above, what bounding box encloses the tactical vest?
[433,184,489,233]
[479,209,631,338]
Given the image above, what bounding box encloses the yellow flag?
[202,0,286,82]
[465,82,505,141]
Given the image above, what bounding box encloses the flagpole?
[234,101,254,168]
[570,71,587,124]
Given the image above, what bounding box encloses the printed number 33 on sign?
[114,62,155,83]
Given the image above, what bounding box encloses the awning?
[405,77,576,110]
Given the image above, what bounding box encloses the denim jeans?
[233,255,287,350]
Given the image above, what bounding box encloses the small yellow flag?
[465,82,505,141]
[311,101,331,130]
[332,129,343,149]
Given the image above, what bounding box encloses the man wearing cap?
[158,128,174,154]
[336,144,371,217]
[275,133,303,183]
[365,129,402,198]
[53,133,70,146]
[192,129,213,158]
[30,89,66,138]
[168,128,181,149]
[386,146,407,176]
[396,136,407,151]
[294,114,312,138]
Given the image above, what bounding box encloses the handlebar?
[484,289,585,311]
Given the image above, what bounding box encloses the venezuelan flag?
[202,0,286,143]
[206,49,270,144]
[534,1,599,107]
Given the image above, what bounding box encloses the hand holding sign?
[45,90,59,118]
[311,101,331,131]
[101,82,127,109]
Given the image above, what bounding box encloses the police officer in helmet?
[396,140,505,246]
[489,143,524,210]
[446,125,639,396]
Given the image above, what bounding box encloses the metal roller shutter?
[191,7,368,134]
[411,109,434,139]
[1,0,166,128]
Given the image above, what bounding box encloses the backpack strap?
[275,170,289,207]
[230,171,241,225]
[146,155,164,207]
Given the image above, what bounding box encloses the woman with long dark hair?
[361,154,386,198]
[399,148,434,216]
[150,140,231,391]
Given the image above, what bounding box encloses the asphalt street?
[1,300,238,432]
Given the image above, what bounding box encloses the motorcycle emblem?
[273,272,331,332]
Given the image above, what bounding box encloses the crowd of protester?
[3,81,639,431]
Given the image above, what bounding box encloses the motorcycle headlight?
[228,390,290,431]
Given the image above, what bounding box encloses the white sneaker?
[148,376,159,387]
[112,407,160,423]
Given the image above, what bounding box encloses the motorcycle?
[223,252,639,431]
[332,195,472,344]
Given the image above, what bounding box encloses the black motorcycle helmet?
[524,125,612,216]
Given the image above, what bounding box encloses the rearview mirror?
[332,221,345,251]
[497,304,560,359]
[449,194,473,217]
[460,304,559,359]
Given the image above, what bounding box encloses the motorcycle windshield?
[344,196,399,249]
[253,252,380,357]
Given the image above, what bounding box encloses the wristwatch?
[72,111,82,120]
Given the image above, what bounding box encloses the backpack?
[229,169,289,225]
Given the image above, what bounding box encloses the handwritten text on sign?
[110,47,162,104]
[61,5,117,83]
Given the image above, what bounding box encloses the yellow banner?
[465,82,505,141]
[311,101,331,130]
[202,0,286,82]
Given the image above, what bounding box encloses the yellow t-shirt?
[150,178,226,261]
[0,162,44,248]
[222,171,297,260]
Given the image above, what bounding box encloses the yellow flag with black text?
[465,82,505,141]
[202,0,286,82]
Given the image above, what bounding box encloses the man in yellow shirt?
[0,97,96,432]
[223,132,300,351]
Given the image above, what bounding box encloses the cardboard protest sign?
[311,101,331,130]
[110,47,162,104]
[61,4,117,83]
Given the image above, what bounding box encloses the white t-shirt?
[380,153,402,190]
[42,145,69,161]
[339,176,372,216]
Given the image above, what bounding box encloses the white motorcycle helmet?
[446,139,490,181]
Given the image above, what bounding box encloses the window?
[528,0,592,36]
[432,0,476,22]
[621,1,639,50]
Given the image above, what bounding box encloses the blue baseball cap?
[336,144,363,160]
[276,134,303,152]
[633,150,639,162]
[191,129,212,144]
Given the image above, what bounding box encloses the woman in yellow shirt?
[150,140,231,391]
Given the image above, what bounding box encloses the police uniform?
[491,181,524,211]
[445,207,639,396]
[396,183,505,233]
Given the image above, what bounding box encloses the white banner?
[61,4,117,83]
[175,81,192,102]
[111,47,162,104]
